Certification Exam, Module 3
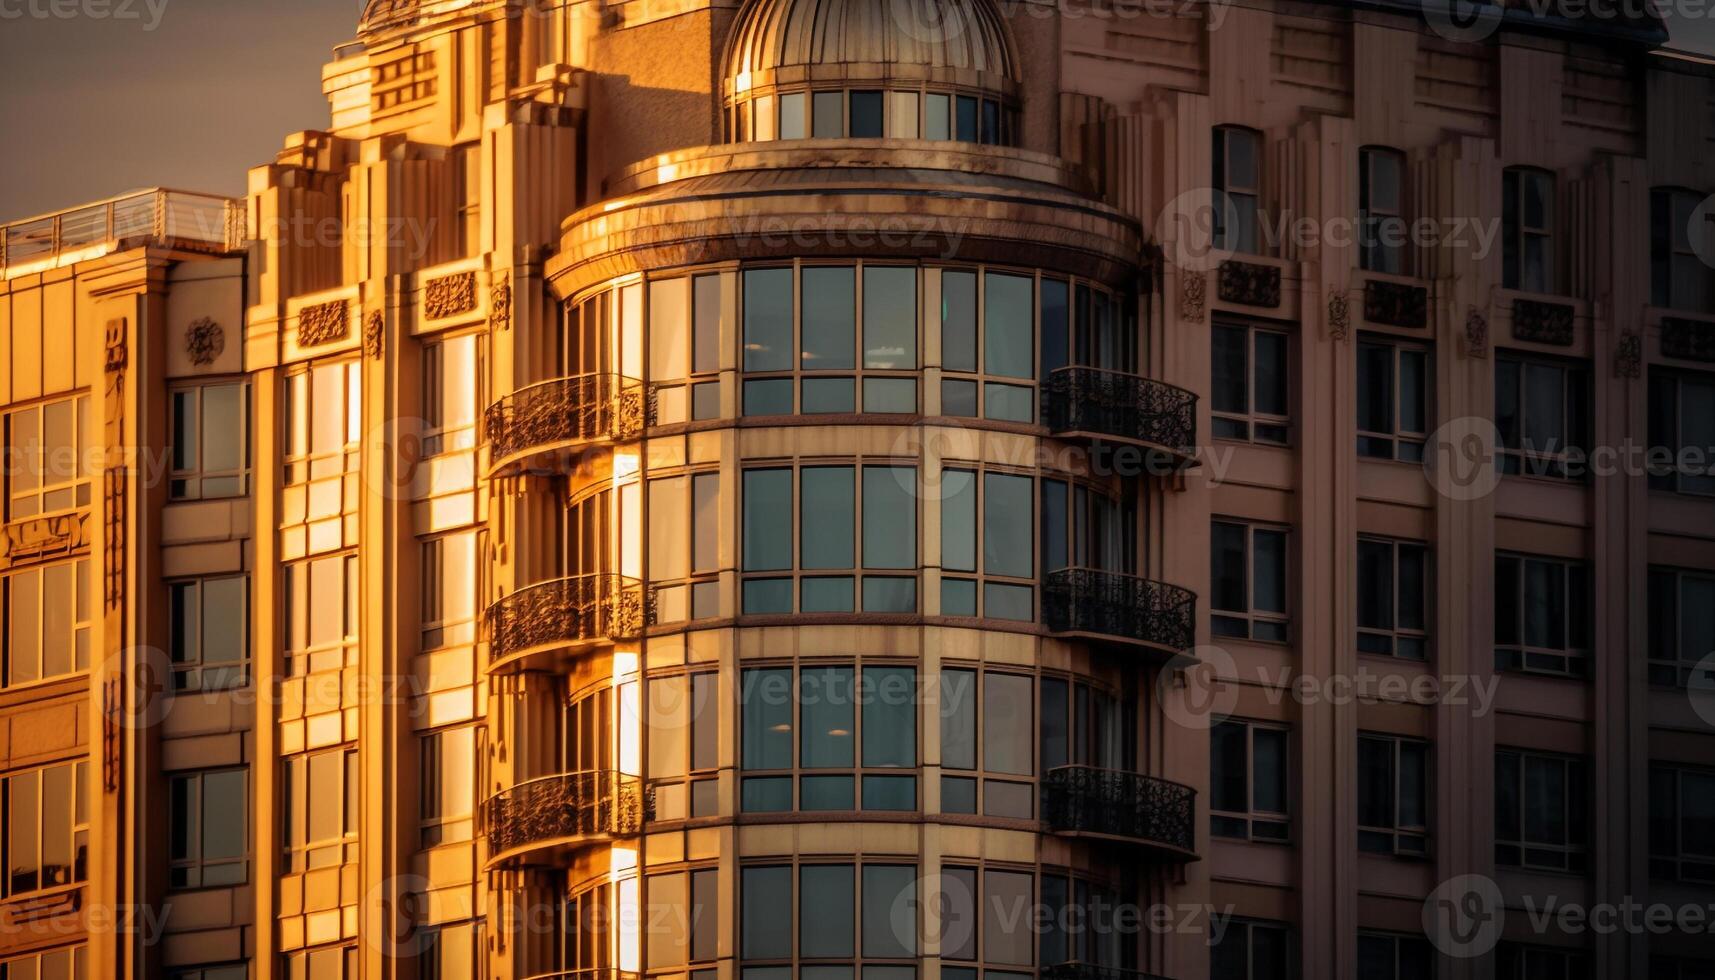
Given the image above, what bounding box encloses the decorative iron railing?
[1041,367,1197,457]
[484,770,649,856]
[523,971,642,980]
[1042,765,1196,856]
[1042,963,1172,980]
[485,374,646,469]
[486,574,645,666]
[1042,568,1196,654]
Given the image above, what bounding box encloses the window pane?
[1357,342,1394,434]
[1039,677,1068,772]
[203,770,247,861]
[800,864,855,957]
[925,94,950,141]
[1211,521,1247,612]
[983,673,1032,776]
[801,667,855,769]
[202,384,244,473]
[741,866,792,958]
[862,667,916,768]
[983,474,1032,578]
[814,91,844,138]
[780,93,807,140]
[1357,738,1393,828]
[940,670,976,770]
[984,274,1033,379]
[743,269,794,372]
[1213,325,1249,415]
[863,467,916,569]
[801,468,855,569]
[1254,729,1288,814]
[941,271,977,373]
[803,267,856,370]
[850,91,883,137]
[1211,721,1249,813]
[1040,279,1070,377]
[1357,540,1393,631]
[743,470,792,571]
[1255,331,1288,417]
[940,867,977,960]
[1253,530,1287,614]
[862,865,917,957]
[983,870,1033,964]
[864,267,917,369]
[741,669,792,770]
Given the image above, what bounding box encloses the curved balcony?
[1041,367,1198,466]
[485,374,646,476]
[1043,965,1172,980]
[486,574,645,675]
[1042,765,1197,861]
[1042,568,1196,658]
[484,770,650,867]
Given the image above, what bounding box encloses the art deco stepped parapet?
[1042,568,1197,657]
[1040,367,1198,463]
[485,574,645,674]
[483,770,650,867]
[484,373,646,476]
[1041,765,1198,861]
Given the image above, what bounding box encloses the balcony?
[1043,965,1172,980]
[2,189,244,279]
[486,574,645,674]
[1041,367,1197,466]
[485,374,646,476]
[1042,765,1197,860]
[484,770,649,867]
[1042,568,1196,657]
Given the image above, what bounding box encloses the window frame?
[1494,553,1590,678]
[282,359,362,487]
[1211,319,1291,446]
[421,330,484,458]
[729,84,1018,146]
[1212,918,1295,980]
[168,768,249,890]
[169,379,251,501]
[282,550,360,676]
[1503,166,1557,294]
[1357,734,1431,859]
[3,557,93,687]
[647,468,722,624]
[420,529,482,651]
[1356,335,1432,463]
[1357,931,1436,980]
[1356,536,1431,661]
[1359,146,1409,275]
[1651,186,1712,312]
[1,760,89,898]
[1213,125,1264,256]
[1496,942,1592,980]
[1648,566,1715,688]
[1210,519,1291,643]
[1209,719,1291,844]
[1494,352,1591,481]
[281,746,360,873]
[1495,748,1589,874]
[3,393,94,521]
[938,667,1038,820]
[738,859,920,978]
[1649,763,1715,884]
[1648,368,1715,496]
[168,573,249,692]
[419,724,480,848]
[939,467,1039,622]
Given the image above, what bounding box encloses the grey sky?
[0,0,1711,223]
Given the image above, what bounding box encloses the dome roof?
[724,0,1020,96]
[359,0,422,36]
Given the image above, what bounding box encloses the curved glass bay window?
[739,663,919,812]
[739,860,919,980]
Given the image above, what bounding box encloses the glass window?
[741,866,792,959]
[984,274,1033,381]
[1649,764,1715,884]
[1210,720,1290,843]
[863,267,917,370]
[888,91,919,139]
[741,665,917,812]
[743,469,792,577]
[1504,167,1556,294]
[4,394,93,519]
[1649,567,1715,688]
[780,93,807,140]
[1212,321,1290,444]
[4,559,92,686]
[1357,735,1430,858]
[1212,920,1293,980]
[863,467,916,572]
[283,360,361,485]
[1496,749,1588,873]
[814,91,845,138]
[1357,338,1431,462]
[170,382,250,499]
[282,747,359,871]
[1360,147,1408,275]
[1652,187,1713,312]
[1210,520,1289,642]
[804,267,857,373]
[1356,538,1430,660]
[169,574,248,691]
[283,552,359,675]
[420,726,477,847]
[1213,126,1262,255]
[2,947,88,980]
[1648,370,1715,496]
[1494,553,1589,677]
[956,96,979,142]
[744,269,794,374]
[169,769,247,889]
[2,761,87,897]
[850,91,883,138]
[421,530,478,650]
[1495,354,1590,480]
[423,333,480,456]
[925,94,951,141]
[1357,933,1435,980]
[743,860,918,976]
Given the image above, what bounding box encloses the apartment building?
[0,1,1710,978]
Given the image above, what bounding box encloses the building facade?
[0,1,1712,979]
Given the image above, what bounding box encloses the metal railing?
[1041,367,1198,458]
[486,574,645,667]
[484,770,649,856]
[1042,765,1197,857]
[1042,568,1197,654]
[1,189,244,275]
[485,374,647,470]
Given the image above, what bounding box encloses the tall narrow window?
[1494,553,1590,677]
[1360,147,1408,274]
[1357,734,1430,858]
[422,333,481,456]
[1210,720,1290,842]
[1648,567,1715,688]
[282,747,360,872]
[420,725,478,847]
[1652,187,1712,312]
[1495,353,1590,480]
[1496,749,1588,873]
[1357,337,1431,462]
[283,360,362,486]
[938,668,1034,818]
[1212,320,1289,444]
[1357,932,1435,980]
[1356,538,1430,660]
[1210,520,1288,642]
[1649,764,1715,883]
[421,531,479,650]
[1504,167,1556,293]
[1648,370,1715,496]
[4,559,92,686]
[169,574,248,691]
[1213,126,1263,254]
[169,769,247,888]
[170,382,249,499]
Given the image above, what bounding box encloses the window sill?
[0,883,83,921]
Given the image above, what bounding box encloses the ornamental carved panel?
[1513,299,1575,346]
[1364,280,1429,329]
[424,271,478,319]
[1217,260,1282,309]
[1614,332,1642,378]
[364,310,385,360]
[490,275,513,331]
[1661,317,1715,363]
[1462,307,1490,359]
[1327,290,1351,341]
[184,317,225,365]
[0,511,89,571]
[1180,270,1206,323]
[298,301,350,348]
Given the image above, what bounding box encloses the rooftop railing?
[0,190,245,277]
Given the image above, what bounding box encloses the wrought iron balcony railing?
[523,971,642,980]
[486,574,645,671]
[1042,765,1197,858]
[1041,367,1198,460]
[1042,567,1196,655]
[1042,963,1172,980]
[485,373,645,474]
[484,770,649,860]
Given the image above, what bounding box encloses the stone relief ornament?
[1462,307,1490,359]
[1512,298,1575,346]
[1217,259,1282,308]
[1327,290,1350,341]
[1613,332,1642,379]
[298,301,350,348]
[1181,270,1206,323]
[185,317,225,366]
[364,310,385,360]
[491,275,513,331]
[1363,280,1429,329]
[1661,317,1715,363]
[425,271,478,319]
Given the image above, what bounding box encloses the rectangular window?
[169,574,248,692]
[1212,321,1290,444]
[421,921,482,980]
[813,91,844,139]
[1,947,87,980]
[422,333,481,457]
[2,761,88,896]
[1357,734,1430,858]
[1210,720,1290,842]
[1494,553,1589,677]
[1650,957,1715,980]
[1210,520,1289,642]
[742,464,918,615]
[650,471,721,623]
[283,360,361,485]
[1360,147,1408,275]
[745,264,919,416]
[282,747,359,872]
[4,394,93,519]
[281,945,359,980]
[1357,932,1435,980]
[170,381,249,499]
[169,769,247,889]
[740,665,918,812]
[1652,187,1712,312]
[1495,354,1590,480]
[420,726,478,847]
[4,558,92,686]
[1357,337,1431,462]
[646,671,720,819]
[1504,167,1556,294]
[1648,370,1715,496]
[1356,538,1430,660]
[938,668,1033,818]
[421,531,479,650]
[1495,749,1587,873]
[1649,764,1715,883]
[1648,567,1715,688]
[940,470,1034,621]
[1496,943,1591,980]
[283,552,359,675]
[741,861,917,973]
[1213,126,1262,255]
[1211,920,1293,980]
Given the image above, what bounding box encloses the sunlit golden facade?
[1,1,1714,979]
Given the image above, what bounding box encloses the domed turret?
[722,0,1021,144]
